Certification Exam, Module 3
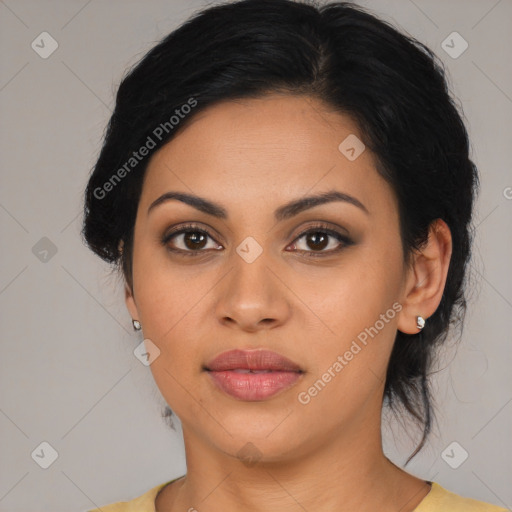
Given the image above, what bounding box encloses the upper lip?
[204,349,303,372]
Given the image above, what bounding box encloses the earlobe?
[397,219,452,335]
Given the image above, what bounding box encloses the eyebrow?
[147,190,369,220]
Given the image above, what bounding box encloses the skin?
[124,94,452,512]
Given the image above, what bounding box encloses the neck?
[157,421,429,512]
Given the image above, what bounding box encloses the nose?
[215,249,292,332]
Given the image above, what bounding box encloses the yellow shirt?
[89,480,508,511]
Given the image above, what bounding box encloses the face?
[125,94,414,462]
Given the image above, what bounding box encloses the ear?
[119,239,140,323]
[125,283,140,323]
[397,218,452,334]
[125,283,138,319]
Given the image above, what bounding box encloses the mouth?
[204,349,304,401]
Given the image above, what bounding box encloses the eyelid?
[291,221,350,241]
[162,222,222,243]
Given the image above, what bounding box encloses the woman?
[82,1,506,510]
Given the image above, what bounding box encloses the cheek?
[131,243,211,397]
[132,238,201,332]
[132,257,209,418]
[295,239,403,344]
[292,234,403,399]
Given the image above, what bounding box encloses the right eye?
[161,223,223,255]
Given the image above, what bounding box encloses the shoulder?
[87,481,172,512]
[415,482,508,512]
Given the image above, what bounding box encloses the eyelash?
[161,222,354,258]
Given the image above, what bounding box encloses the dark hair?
[82,0,478,459]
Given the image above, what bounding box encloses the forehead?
[140,94,393,217]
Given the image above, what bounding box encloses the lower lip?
[207,370,302,401]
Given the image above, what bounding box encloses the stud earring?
[416,316,425,331]
[132,319,142,331]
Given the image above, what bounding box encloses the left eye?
[289,229,351,254]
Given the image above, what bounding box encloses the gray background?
[0,0,511,510]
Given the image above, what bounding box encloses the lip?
[204,349,304,401]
